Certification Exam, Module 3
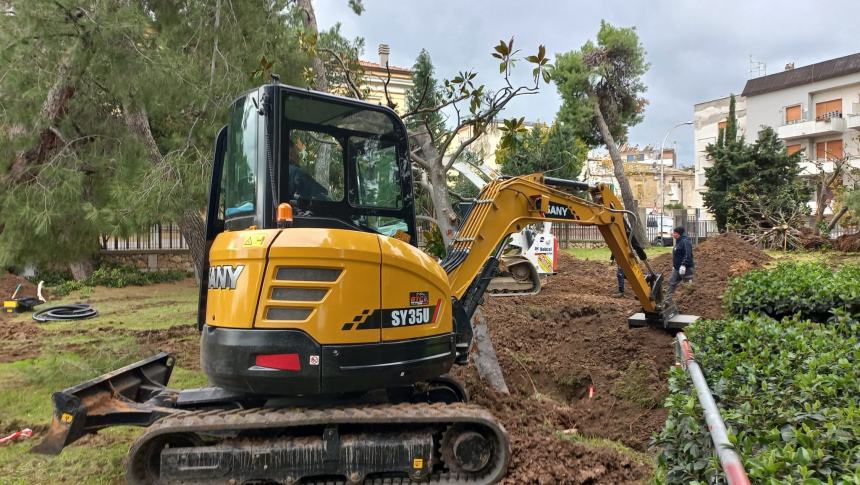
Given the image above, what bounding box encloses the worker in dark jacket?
[668,226,694,295]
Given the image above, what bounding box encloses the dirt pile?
[458,255,675,483]
[833,232,860,252]
[652,232,771,319]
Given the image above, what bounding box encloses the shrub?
[50,264,190,296]
[655,312,859,484]
[724,262,860,321]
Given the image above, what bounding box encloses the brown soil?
[833,232,860,252]
[0,273,43,362]
[459,233,771,482]
[135,324,201,370]
[652,233,771,319]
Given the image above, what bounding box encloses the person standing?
[610,253,625,297]
[668,226,694,295]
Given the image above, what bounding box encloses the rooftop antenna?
[749,55,766,79]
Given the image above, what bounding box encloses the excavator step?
[628,312,699,330]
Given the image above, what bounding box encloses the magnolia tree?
[383,40,553,247]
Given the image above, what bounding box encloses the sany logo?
[208,265,245,290]
[546,202,578,219]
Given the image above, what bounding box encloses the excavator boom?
[443,173,697,329]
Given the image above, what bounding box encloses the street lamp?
[659,121,693,216]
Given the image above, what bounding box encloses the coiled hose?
[33,304,98,322]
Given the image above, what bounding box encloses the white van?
[647,214,675,246]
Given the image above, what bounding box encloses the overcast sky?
[316,0,860,167]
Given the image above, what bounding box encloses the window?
[785,105,801,123]
[287,130,344,201]
[223,95,259,230]
[626,154,636,162]
[816,139,843,160]
[786,144,803,156]
[350,136,401,209]
[815,99,842,120]
[718,120,726,131]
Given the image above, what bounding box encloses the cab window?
[350,136,401,209]
[287,130,344,202]
[223,95,258,230]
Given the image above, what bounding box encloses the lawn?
[565,245,672,261]
[0,279,203,485]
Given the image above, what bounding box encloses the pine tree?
[724,94,738,143]
[405,49,446,145]
[497,122,586,180]
[0,0,311,275]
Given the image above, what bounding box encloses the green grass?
[0,280,203,485]
[557,430,655,470]
[565,245,672,261]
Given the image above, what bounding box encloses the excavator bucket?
[627,273,700,330]
[31,352,176,455]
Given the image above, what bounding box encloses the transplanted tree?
[394,39,552,246]
[553,20,649,244]
[496,120,586,180]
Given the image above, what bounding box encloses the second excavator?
[34,81,697,484]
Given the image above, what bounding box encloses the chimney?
[784,62,795,71]
[378,44,390,67]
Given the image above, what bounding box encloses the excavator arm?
[441,174,696,346]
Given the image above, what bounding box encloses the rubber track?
[128,402,510,485]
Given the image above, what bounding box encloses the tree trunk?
[827,206,849,232]
[7,45,89,184]
[295,0,333,185]
[429,165,457,246]
[295,0,329,93]
[124,104,208,279]
[470,308,509,394]
[178,208,208,280]
[593,102,649,246]
[68,259,93,282]
[411,131,457,247]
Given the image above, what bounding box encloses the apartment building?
[692,95,747,210]
[693,52,860,214]
[742,53,860,177]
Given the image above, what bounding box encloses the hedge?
[655,312,859,484]
[724,262,860,321]
[655,262,860,484]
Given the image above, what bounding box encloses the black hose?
[33,304,98,322]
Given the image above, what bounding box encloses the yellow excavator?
[33,81,697,484]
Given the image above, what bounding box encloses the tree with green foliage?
[704,95,811,234]
[553,20,649,244]
[0,0,362,279]
[496,122,586,180]
[704,94,742,230]
[405,49,446,145]
[706,125,811,239]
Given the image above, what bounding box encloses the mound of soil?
[457,255,674,483]
[652,233,771,319]
[461,234,769,481]
[833,232,860,252]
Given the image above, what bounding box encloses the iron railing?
[101,223,188,251]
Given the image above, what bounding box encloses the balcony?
[777,115,846,140]
[848,104,860,130]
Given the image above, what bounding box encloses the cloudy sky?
[316,0,860,166]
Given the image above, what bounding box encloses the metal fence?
[101,223,188,251]
[552,219,721,248]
